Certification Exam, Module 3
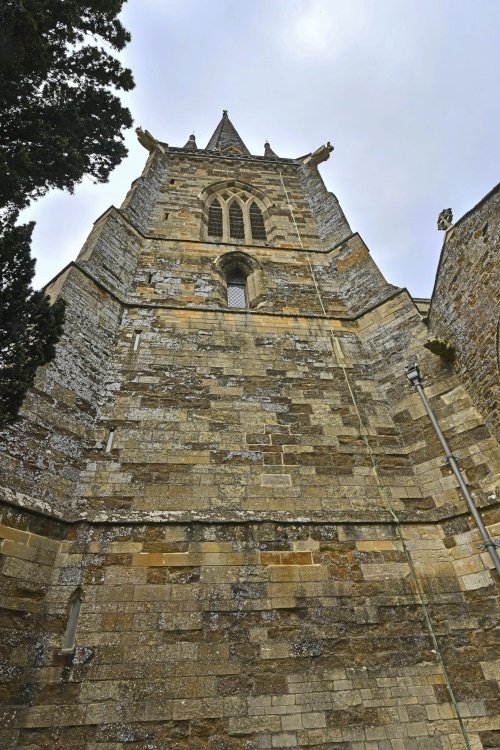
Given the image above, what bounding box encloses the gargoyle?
[135,127,165,154]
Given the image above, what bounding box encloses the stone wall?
[0,143,498,750]
[298,160,352,249]
[317,233,398,317]
[74,292,500,523]
[1,505,498,749]
[0,268,123,517]
[125,235,393,318]
[121,149,170,235]
[131,241,344,314]
[428,185,500,441]
[77,209,143,300]
[119,149,331,251]
[0,505,68,750]
[357,292,500,519]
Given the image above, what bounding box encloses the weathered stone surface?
[0,122,498,749]
[429,186,500,442]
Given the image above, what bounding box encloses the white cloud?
[280,0,367,60]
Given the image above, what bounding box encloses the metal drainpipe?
[405,363,500,576]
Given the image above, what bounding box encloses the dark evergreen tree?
[0,223,65,427]
[0,0,134,220]
[0,1,134,423]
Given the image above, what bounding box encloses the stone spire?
[264,141,278,159]
[206,110,250,155]
[183,134,198,150]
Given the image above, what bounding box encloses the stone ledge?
[1,493,498,528]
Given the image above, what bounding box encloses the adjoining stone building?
[0,111,499,750]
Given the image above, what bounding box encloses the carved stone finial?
[183,134,198,150]
[437,208,453,231]
[264,141,278,159]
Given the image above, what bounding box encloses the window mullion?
[243,203,251,244]
[222,200,229,242]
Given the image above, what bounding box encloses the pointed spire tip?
[206,111,249,155]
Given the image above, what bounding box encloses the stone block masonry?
[429,185,500,442]
[0,115,498,748]
[0,507,498,749]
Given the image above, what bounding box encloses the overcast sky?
[24,0,500,297]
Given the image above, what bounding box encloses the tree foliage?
[0,0,134,221]
[0,1,134,425]
[0,223,65,426]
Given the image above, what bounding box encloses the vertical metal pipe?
[405,364,500,576]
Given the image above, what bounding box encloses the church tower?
[1,112,499,750]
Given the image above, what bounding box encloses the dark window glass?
[229,202,245,239]
[250,203,267,241]
[208,199,223,237]
[227,271,247,308]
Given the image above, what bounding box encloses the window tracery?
[203,186,268,243]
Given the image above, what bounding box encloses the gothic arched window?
[208,199,223,238]
[249,202,267,241]
[216,251,265,310]
[226,270,247,308]
[202,184,269,243]
[229,202,245,240]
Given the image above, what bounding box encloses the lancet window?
[226,270,247,308]
[249,203,266,241]
[216,250,265,311]
[229,202,245,239]
[208,199,223,238]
